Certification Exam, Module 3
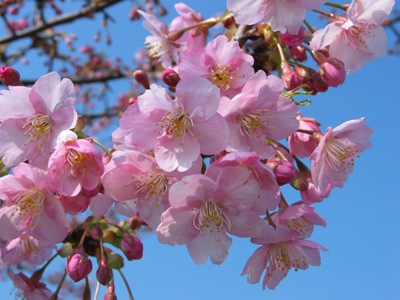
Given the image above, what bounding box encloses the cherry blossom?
[310,118,373,194]
[241,225,327,290]
[178,35,254,97]
[227,0,326,34]
[218,71,299,158]
[156,169,266,265]
[0,163,69,244]
[0,72,77,169]
[311,0,395,71]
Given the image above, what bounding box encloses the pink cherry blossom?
[310,0,395,71]
[0,72,77,169]
[102,150,200,229]
[241,225,327,290]
[0,231,54,265]
[206,151,280,212]
[310,118,373,194]
[0,163,69,244]
[227,0,326,34]
[8,270,53,300]
[169,3,207,51]
[114,77,229,172]
[156,169,266,265]
[274,204,326,238]
[48,133,104,197]
[218,71,299,158]
[178,35,254,97]
[139,10,181,68]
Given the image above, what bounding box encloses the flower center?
[134,172,168,206]
[287,218,309,238]
[210,65,235,90]
[323,139,358,173]
[66,149,94,177]
[21,233,40,258]
[160,110,194,140]
[344,22,376,51]
[268,243,306,275]
[23,114,51,147]
[193,201,231,234]
[10,189,45,226]
[239,109,276,142]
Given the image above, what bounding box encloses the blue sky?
[2,1,400,299]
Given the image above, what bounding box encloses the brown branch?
[0,0,123,45]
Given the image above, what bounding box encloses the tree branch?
[0,0,123,45]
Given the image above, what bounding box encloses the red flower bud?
[0,66,23,86]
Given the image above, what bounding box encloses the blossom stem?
[303,19,315,34]
[93,281,101,300]
[92,138,113,159]
[324,2,349,11]
[117,268,135,300]
[312,8,336,19]
[296,129,315,135]
[50,271,67,300]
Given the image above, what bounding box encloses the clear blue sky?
[2,1,400,299]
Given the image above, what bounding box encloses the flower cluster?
[0,0,391,298]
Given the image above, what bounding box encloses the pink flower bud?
[281,61,301,91]
[96,255,112,286]
[162,69,180,87]
[0,66,23,86]
[133,69,150,89]
[66,251,93,282]
[279,26,305,46]
[120,232,143,261]
[267,158,297,185]
[320,58,346,87]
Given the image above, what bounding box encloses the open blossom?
[178,35,254,97]
[8,270,53,300]
[274,204,326,238]
[0,232,54,265]
[310,0,395,71]
[241,225,327,290]
[0,72,77,169]
[206,151,280,212]
[156,168,266,265]
[48,131,104,197]
[310,118,373,194]
[0,163,69,244]
[218,71,299,158]
[113,77,229,172]
[102,150,201,229]
[227,0,326,34]
[139,10,181,68]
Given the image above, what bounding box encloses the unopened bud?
[96,255,112,286]
[133,69,150,89]
[162,69,180,87]
[320,58,346,87]
[104,283,117,300]
[66,251,93,282]
[267,158,297,185]
[0,66,23,86]
[120,232,143,261]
